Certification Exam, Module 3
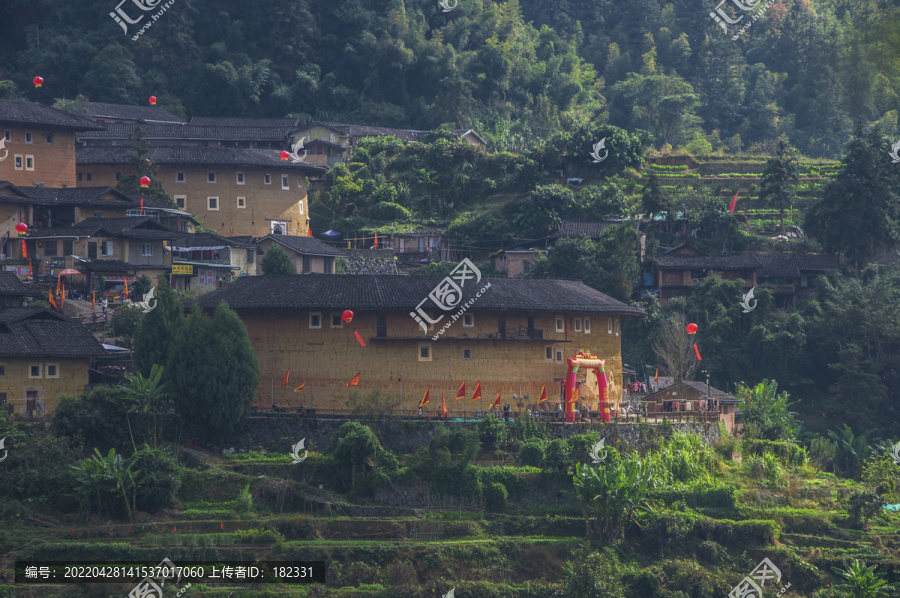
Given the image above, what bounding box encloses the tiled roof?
[72,258,161,272]
[170,232,255,249]
[17,186,135,207]
[296,121,430,143]
[190,116,301,127]
[85,102,186,124]
[0,272,30,296]
[28,217,178,240]
[648,378,738,402]
[76,146,325,173]
[0,99,104,131]
[655,252,837,275]
[655,252,760,270]
[755,253,836,278]
[261,235,347,257]
[0,307,106,358]
[553,220,632,238]
[78,122,295,142]
[196,275,647,316]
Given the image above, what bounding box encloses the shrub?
[745,452,787,490]
[657,432,718,483]
[110,304,143,338]
[566,431,601,466]
[561,550,625,598]
[846,490,884,529]
[518,441,546,467]
[861,454,900,499]
[477,413,506,453]
[544,438,571,473]
[327,421,399,497]
[236,483,253,513]
[52,387,142,455]
[484,482,508,512]
[742,438,808,466]
[509,417,548,443]
[128,447,181,512]
[233,528,284,544]
[369,202,412,220]
[809,436,837,472]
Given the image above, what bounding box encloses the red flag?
[282,369,290,386]
[490,390,502,409]
[440,393,448,418]
[454,381,466,403]
[694,343,702,361]
[124,276,129,299]
[419,386,430,408]
[729,192,738,214]
[538,384,547,402]
[470,381,482,402]
[374,231,379,248]
[294,383,305,392]
[573,384,579,403]
[655,367,659,384]
[48,286,57,310]
[140,197,144,215]
[56,273,61,296]
[61,283,65,309]
[21,239,26,259]
[91,290,96,312]
[346,372,360,387]
[354,330,366,346]
[307,225,313,237]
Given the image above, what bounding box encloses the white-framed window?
[236,171,245,185]
[29,364,41,378]
[309,312,322,328]
[584,318,591,334]
[100,241,114,256]
[463,314,474,327]
[555,316,564,333]
[237,197,246,208]
[46,134,53,145]
[24,132,32,144]
[174,196,186,209]
[281,175,289,190]
[142,243,153,256]
[264,174,272,184]
[3,130,9,141]
[46,364,59,378]
[207,197,219,211]
[574,318,581,332]
[608,317,612,334]
[176,172,185,182]
[418,343,432,362]
[271,221,287,235]
[463,348,472,360]
[297,176,304,189]
[331,314,343,328]
[545,346,553,360]
[615,318,620,337]
[298,200,304,214]
[25,155,34,170]
[207,172,216,183]
[199,269,215,286]
[555,349,564,363]
[14,155,22,170]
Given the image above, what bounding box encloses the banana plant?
[118,364,169,450]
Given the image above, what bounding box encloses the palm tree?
[118,364,169,450]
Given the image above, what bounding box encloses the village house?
[0,272,32,307]
[82,101,186,125]
[0,99,103,189]
[643,377,742,434]
[75,146,325,238]
[0,307,106,417]
[494,249,546,277]
[169,231,258,293]
[77,121,297,150]
[196,275,645,415]
[256,235,346,274]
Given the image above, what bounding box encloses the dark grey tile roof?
[85,102,186,124]
[755,253,837,278]
[171,232,255,249]
[190,116,301,127]
[28,217,177,240]
[553,220,632,238]
[655,251,837,276]
[297,121,430,143]
[0,99,104,131]
[646,379,738,402]
[16,186,136,207]
[262,235,347,257]
[76,146,325,173]
[0,307,106,357]
[78,122,295,142]
[196,275,647,316]
[655,252,761,270]
[73,258,160,272]
[0,272,30,296]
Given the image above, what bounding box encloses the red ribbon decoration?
[354,331,366,347]
[693,343,702,361]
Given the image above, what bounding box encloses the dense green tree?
[736,379,800,442]
[758,139,800,235]
[116,128,176,208]
[260,244,297,275]
[52,388,141,456]
[133,277,183,377]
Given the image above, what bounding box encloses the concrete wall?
[1,357,92,416]
[0,127,78,188]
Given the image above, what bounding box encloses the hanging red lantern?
[280,150,290,160]
[15,222,28,235]
[341,309,354,323]
[686,323,698,335]
[148,96,157,105]
[139,176,151,188]
[33,76,43,88]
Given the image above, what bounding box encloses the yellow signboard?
[172,264,194,275]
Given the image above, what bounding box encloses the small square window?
[418,344,432,361]
[207,197,218,211]
[237,172,245,184]
[555,350,563,363]
[86,173,92,181]
[331,314,343,328]
[0,364,5,375]
[30,364,41,378]
[25,132,32,143]
[237,197,246,208]
[3,130,9,141]
[545,347,552,360]
[101,241,114,256]
[25,155,34,170]
[574,318,581,332]
[115,172,122,181]
[298,176,303,188]
[14,155,22,170]
[463,348,472,360]
[584,318,591,333]
[142,243,152,256]
[309,312,322,329]
[77,173,83,181]
[46,134,53,145]
[176,172,185,182]
[463,314,474,327]
[615,318,620,337]
[208,172,216,183]
[175,196,185,209]
[94,211,103,218]
[46,364,58,378]
[281,175,290,190]
[555,316,564,333]
[265,174,272,184]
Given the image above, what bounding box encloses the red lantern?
[139,176,151,188]
[33,76,43,88]
[686,323,698,335]
[342,310,354,323]
[280,150,290,160]
[148,96,157,105]
[15,222,28,235]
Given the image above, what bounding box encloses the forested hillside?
[1,0,899,156]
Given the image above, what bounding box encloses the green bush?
[745,452,788,490]
[742,438,808,466]
[52,387,143,455]
[327,421,399,497]
[434,463,482,499]
[128,447,181,512]
[233,528,285,544]
[846,490,885,529]
[650,480,737,510]
[544,438,571,473]
[110,304,143,338]
[0,416,80,508]
[509,417,548,443]
[861,454,900,499]
[657,432,718,483]
[477,413,506,453]
[480,466,527,497]
[518,441,546,466]
[566,431,601,466]
[369,201,412,221]
[483,482,508,512]
[561,549,625,598]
